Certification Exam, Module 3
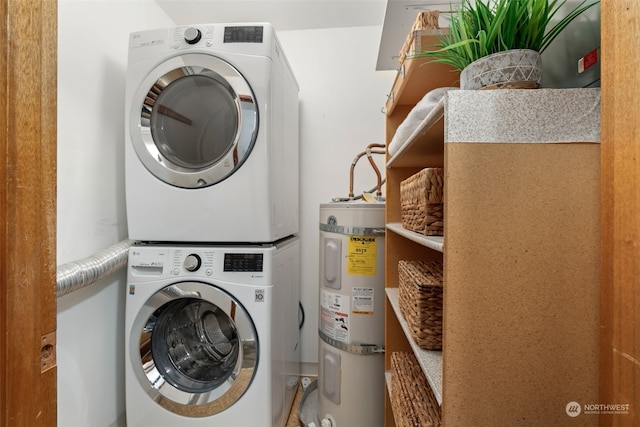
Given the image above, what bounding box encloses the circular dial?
[183,254,202,272]
[184,27,202,44]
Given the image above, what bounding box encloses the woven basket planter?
[400,168,444,236]
[390,352,442,427]
[460,49,542,90]
[398,260,443,350]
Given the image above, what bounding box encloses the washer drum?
[318,202,385,427]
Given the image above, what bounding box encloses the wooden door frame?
[0,1,58,426]
[600,1,640,425]
[0,1,638,426]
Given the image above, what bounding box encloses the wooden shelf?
[382,17,602,426]
[386,223,443,252]
[385,370,392,394]
[383,27,456,427]
[385,29,457,117]
[383,39,601,424]
[386,98,445,169]
[386,288,443,405]
[385,369,405,427]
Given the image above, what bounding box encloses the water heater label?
[347,236,377,276]
[352,287,374,315]
[320,289,350,343]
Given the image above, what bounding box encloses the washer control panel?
[128,246,272,282]
[171,249,214,276]
[223,253,264,272]
[183,254,202,272]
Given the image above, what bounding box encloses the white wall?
[57,3,394,425]
[276,27,394,369]
[57,2,174,427]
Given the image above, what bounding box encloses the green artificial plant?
[415,0,600,71]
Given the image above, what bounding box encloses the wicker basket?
[398,260,443,350]
[390,352,442,427]
[398,11,441,67]
[400,168,444,236]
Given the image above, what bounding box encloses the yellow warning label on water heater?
[347,236,377,276]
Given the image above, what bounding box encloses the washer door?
[130,53,258,189]
[131,281,258,417]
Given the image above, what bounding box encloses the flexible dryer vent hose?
[56,239,134,298]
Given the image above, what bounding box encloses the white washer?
[124,238,301,427]
[125,23,299,243]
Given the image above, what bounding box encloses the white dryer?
[124,238,301,427]
[125,23,299,243]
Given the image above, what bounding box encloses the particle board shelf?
[383,29,454,427]
[386,288,443,405]
[383,73,601,426]
[386,223,443,252]
[386,98,445,169]
[382,16,601,427]
[385,29,457,117]
[384,370,398,426]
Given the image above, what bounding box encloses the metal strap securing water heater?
[319,223,385,237]
[319,329,385,355]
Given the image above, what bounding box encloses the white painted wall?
[57,2,174,427]
[276,27,394,369]
[57,2,394,425]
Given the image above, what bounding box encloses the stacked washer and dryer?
[123,23,300,427]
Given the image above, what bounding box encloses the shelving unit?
[385,97,445,169]
[385,287,443,404]
[383,29,458,427]
[383,30,602,427]
[386,222,443,252]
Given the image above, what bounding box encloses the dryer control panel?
[223,26,264,43]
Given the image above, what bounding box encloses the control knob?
[184,27,202,45]
[184,254,202,272]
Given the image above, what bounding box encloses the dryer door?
[130,53,258,189]
[130,281,258,416]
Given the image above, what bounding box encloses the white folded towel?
[388,87,457,156]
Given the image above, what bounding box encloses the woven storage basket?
[400,168,444,236]
[398,260,443,350]
[390,352,442,427]
[398,11,441,66]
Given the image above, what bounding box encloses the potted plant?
[415,0,600,89]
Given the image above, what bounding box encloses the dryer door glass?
[150,74,238,170]
[133,282,258,417]
[132,54,258,189]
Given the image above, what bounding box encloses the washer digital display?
[224,253,264,272]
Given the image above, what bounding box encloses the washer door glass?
[152,298,239,393]
[132,54,258,189]
[132,282,258,417]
